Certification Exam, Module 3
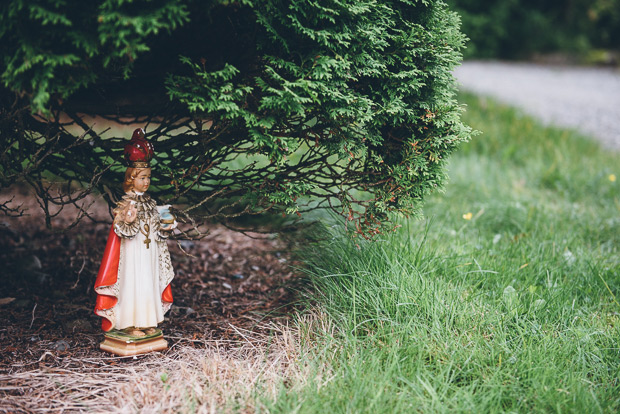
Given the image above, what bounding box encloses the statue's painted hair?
[123,167,150,193]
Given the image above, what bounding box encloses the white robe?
[95,192,175,330]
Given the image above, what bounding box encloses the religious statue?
[93,128,176,356]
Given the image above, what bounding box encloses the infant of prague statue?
[94,128,176,356]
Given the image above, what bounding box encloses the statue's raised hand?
[123,202,138,223]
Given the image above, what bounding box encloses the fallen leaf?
[0,297,16,306]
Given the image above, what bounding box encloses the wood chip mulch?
[0,189,303,372]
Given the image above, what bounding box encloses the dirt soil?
[0,187,303,412]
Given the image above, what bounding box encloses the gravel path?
[454,61,620,150]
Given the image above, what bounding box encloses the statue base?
[100,328,168,356]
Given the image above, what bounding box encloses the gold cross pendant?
[142,223,151,249]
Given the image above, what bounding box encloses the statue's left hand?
[160,220,177,232]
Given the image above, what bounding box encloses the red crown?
[124,128,154,168]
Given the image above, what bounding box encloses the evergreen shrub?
[0,0,469,237]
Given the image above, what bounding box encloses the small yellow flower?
[462,212,473,220]
[609,174,616,182]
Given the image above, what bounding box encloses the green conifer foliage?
[0,0,469,237]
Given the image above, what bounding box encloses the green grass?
[253,93,620,413]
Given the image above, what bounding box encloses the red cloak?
[94,225,173,331]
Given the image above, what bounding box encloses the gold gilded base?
[100,329,168,356]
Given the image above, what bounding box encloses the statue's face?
[133,168,151,193]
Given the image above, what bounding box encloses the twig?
[29,303,38,329]
[70,254,86,290]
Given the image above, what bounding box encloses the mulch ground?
[0,187,302,371]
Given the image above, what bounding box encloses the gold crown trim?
[129,161,151,168]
